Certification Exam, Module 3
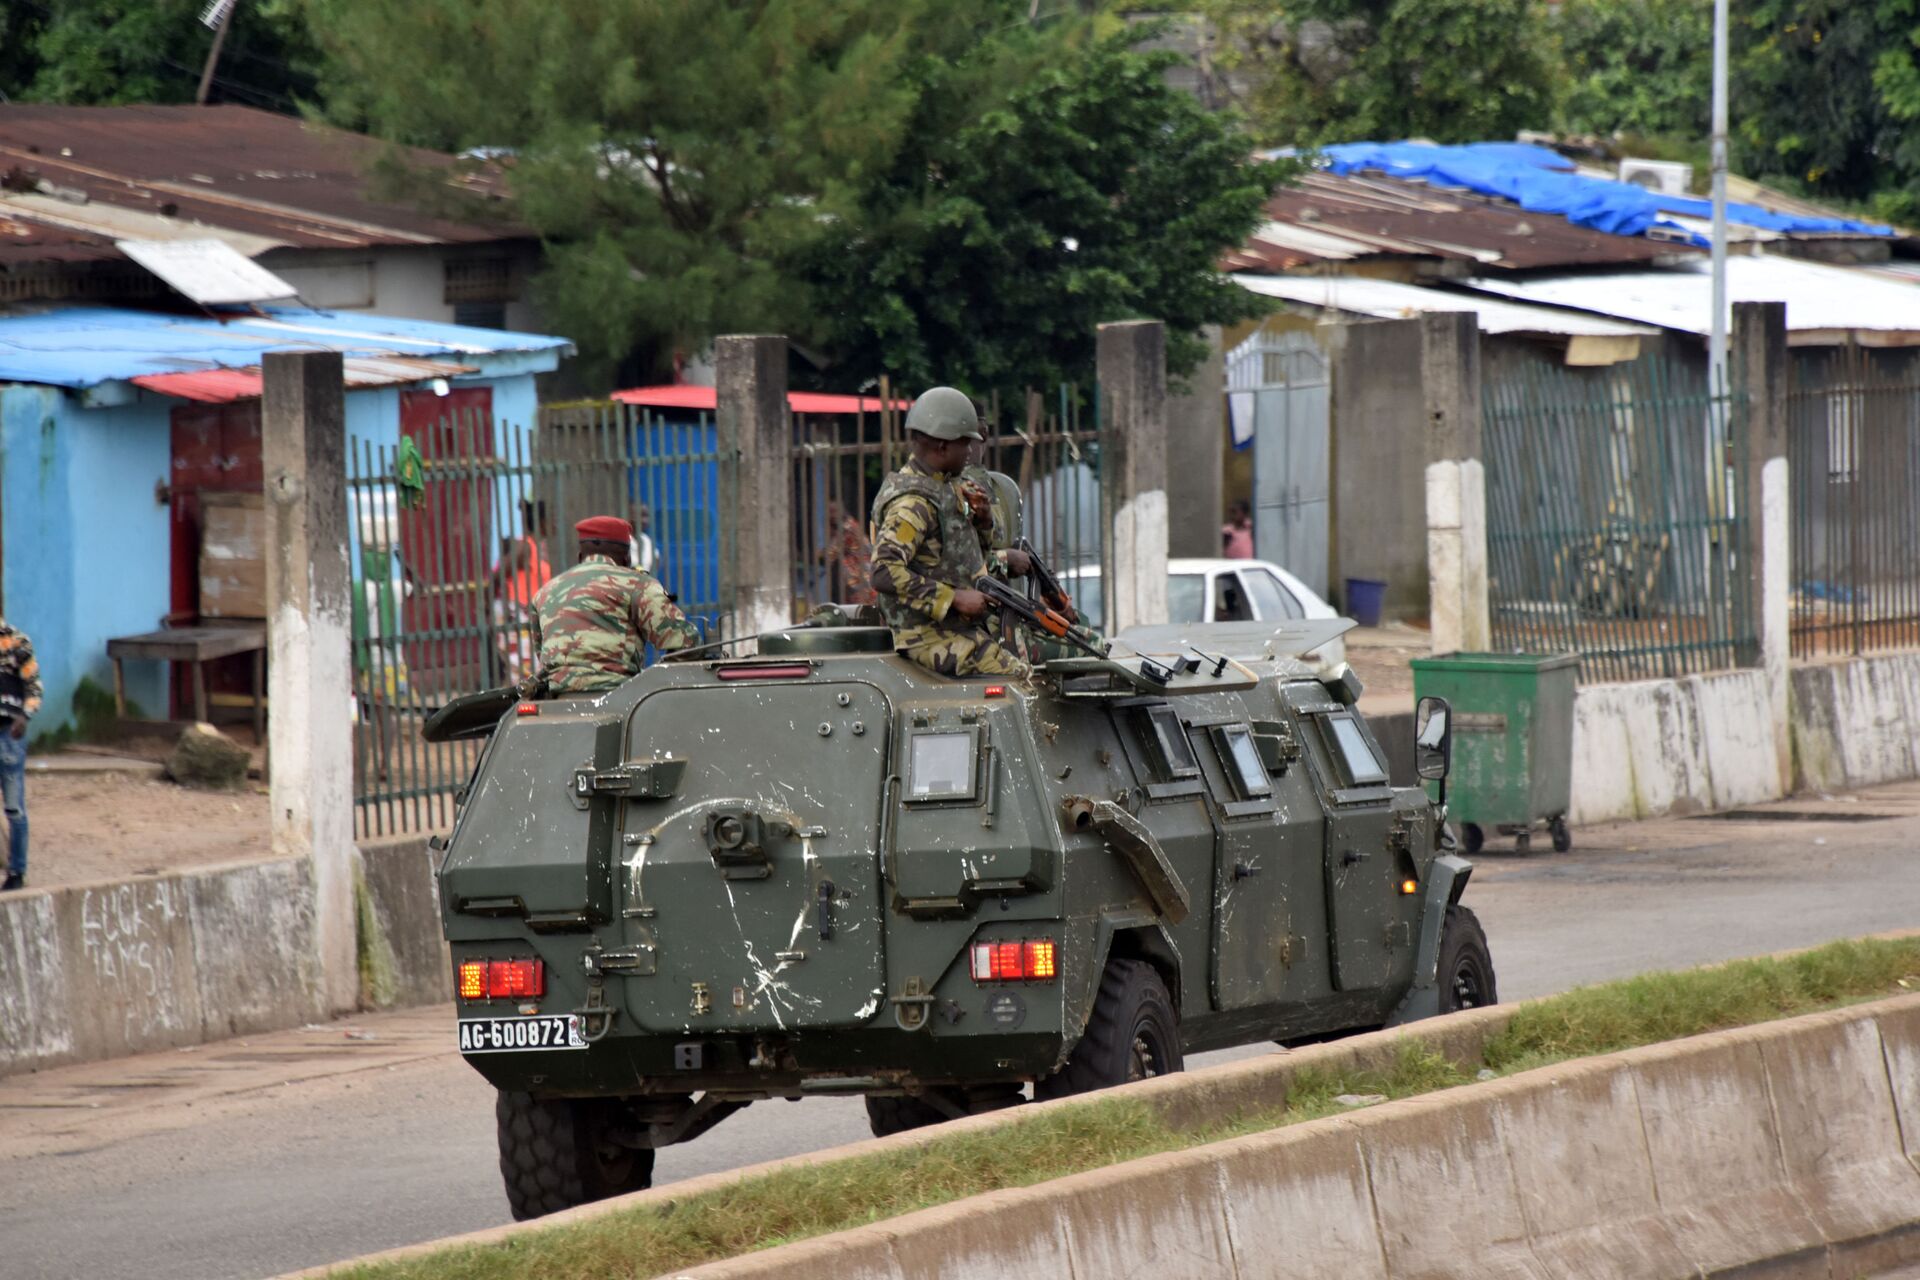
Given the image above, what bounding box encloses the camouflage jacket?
[531,555,699,694]
[0,620,42,718]
[869,458,990,637]
[960,464,1022,574]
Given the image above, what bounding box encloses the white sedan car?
[1061,558,1345,664]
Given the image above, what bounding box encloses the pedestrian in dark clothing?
[0,619,42,891]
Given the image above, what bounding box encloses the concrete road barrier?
[645,994,1920,1280]
[0,835,447,1076]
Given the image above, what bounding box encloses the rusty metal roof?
[1227,172,1694,274]
[0,104,524,267]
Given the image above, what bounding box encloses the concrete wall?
[1165,326,1225,559]
[1327,319,1427,619]
[260,244,545,335]
[0,835,447,1076]
[1791,652,1920,794]
[653,996,1920,1280]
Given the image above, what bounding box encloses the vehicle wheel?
[1436,905,1497,1013]
[1549,816,1572,853]
[495,1090,654,1221]
[1037,959,1182,1101]
[1461,823,1485,854]
[864,1094,949,1137]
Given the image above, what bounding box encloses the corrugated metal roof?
[1227,172,1689,274]
[1458,257,1920,343]
[1232,272,1658,337]
[130,356,478,403]
[0,304,571,389]
[613,385,909,414]
[0,104,525,266]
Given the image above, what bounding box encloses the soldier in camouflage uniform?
[531,515,701,695]
[870,388,1033,680]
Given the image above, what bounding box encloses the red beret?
[575,515,634,542]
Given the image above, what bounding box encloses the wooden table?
[106,624,267,736]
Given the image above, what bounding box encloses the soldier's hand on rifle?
[1004,548,1033,577]
[951,587,989,619]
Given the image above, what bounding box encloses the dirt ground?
[19,767,272,891]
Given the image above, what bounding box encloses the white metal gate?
[1228,329,1329,597]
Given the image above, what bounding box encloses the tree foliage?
[796,33,1285,394]
[1193,0,1558,146]
[0,0,319,110]
[306,2,1279,390]
[1553,0,1712,140]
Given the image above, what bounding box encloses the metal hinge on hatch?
[569,757,687,805]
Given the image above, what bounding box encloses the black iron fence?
[1482,349,1754,683]
[347,402,727,836]
[1787,346,1920,658]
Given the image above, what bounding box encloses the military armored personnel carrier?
[427,616,1493,1219]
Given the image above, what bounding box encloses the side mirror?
[1415,695,1453,792]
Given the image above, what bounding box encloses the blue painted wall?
[3,370,542,741]
[0,384,171,736]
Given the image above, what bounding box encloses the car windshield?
[1168,574,1205,622]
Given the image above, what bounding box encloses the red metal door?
[169,401,264,717]
[398,388,495,694]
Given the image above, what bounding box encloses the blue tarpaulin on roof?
[0,305,573,389]
[1320,142,1897,246]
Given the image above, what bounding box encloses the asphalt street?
[5,781,1919,1280]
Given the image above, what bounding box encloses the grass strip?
[332,935,1920,1280]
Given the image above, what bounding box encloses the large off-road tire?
[864,1094,948,1137]
[1037,959,1182,1101]
[1461,823,1486,854]
[495,1090,655,1221]
[1436,905,1497,1013]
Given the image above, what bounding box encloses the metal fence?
[1482,349,1753,683]
[1787,346,1920,658]
[789,383,1110,629]
[347,402,727,835]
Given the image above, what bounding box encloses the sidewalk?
[0,1002,455,1162]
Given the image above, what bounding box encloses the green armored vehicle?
[428,618,1493,1219]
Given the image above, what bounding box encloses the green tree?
[1554,0,1712,140]
[795,32,1284,394]
[306,2,1278,387]
[1194,0,1559,146]
[1731,1,1920,219]
[1,0,318,109]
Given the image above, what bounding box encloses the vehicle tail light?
[970,939,1057,983]
[1401,878,1419,895]
[983,685,1007,698]
[716,663,813,681]
[456,958,546,1000]
[515,702,540,716]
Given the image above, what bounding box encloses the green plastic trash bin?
[1409,652,1577,855]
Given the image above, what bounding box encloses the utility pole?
[1709,0,1730,403]
[196,0,238,106]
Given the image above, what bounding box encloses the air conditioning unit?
[1618,159,1693,195]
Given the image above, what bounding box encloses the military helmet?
[904,386,983,441]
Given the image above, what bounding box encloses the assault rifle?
[976,574,1110,662]
[1015,537,1079,625]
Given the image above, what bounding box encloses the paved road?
[6,781,1920,1280]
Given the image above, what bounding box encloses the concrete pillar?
[1165,326,1225,559]
[716,335,791,640]
[1733,301,1791,788]
[1327,318,1427,620]
[1421,312,1490,654]
[1099,320,1170,632]
[262,350,357,1014]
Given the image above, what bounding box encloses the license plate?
[458,1015,586,1054]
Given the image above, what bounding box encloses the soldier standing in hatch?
[530,515,700,695]
[870,387,1033,679]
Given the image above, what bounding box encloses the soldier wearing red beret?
[528,515,700,695]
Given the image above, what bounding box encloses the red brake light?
[716,663,813,681]
[516,702,540,716]
[456,958,545,1000]
[970,939,1057,983]
[983,685,1006,698]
